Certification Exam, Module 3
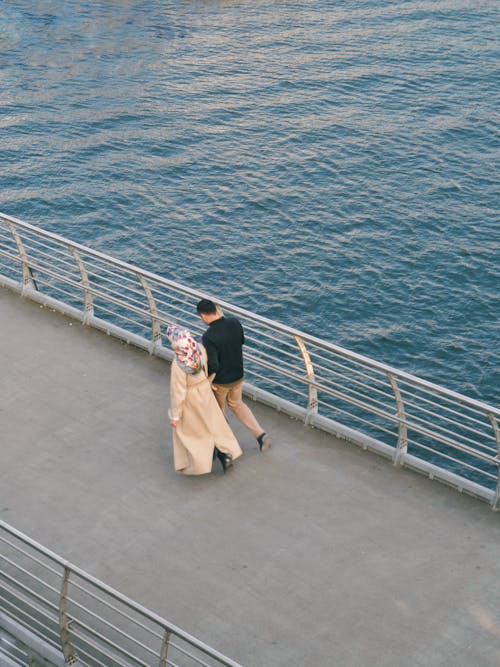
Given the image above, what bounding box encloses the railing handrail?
[0,520,243,667]
[0,211,498,510]
[1,211,497,417]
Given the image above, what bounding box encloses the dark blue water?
[1,0,498,405]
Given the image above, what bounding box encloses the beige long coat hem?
[169,347,242,475]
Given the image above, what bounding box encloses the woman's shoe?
[216,450,232,473]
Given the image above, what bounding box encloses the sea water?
[1,0,498,406]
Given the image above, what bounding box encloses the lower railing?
[0,212,498,508]
[0,521,242,667]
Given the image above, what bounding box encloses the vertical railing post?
[7,222,35,293]
[487,412,500,510]
[138,274,162,353]
[159,627,172,666]
[59,566,78,664]
[387,371,407,466]
[294,335,318,424]
[69,246,94,323]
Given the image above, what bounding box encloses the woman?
[167,324,242,474]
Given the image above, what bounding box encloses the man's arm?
[202,333,219,377]
[238,319,245,345]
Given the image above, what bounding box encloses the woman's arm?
[168,361,187,426]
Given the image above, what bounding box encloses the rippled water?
[1,0,498,405]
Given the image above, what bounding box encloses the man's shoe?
[257,432,271,451]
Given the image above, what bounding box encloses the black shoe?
[216,450,233,472]
[257,432,271,451]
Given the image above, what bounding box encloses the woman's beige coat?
[169,346,242,474]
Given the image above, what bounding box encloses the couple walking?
[167,299,271,474]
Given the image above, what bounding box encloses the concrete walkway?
[1,285,499,667]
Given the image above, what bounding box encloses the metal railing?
[0,212,498,509]
[0,521,242,667]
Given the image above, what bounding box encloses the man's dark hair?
[196,298,217,315]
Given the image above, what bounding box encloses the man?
[196,298,271,451]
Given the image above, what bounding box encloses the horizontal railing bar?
[71,631,140,667]
[403,395,493,431]
[88,282,149,312]
[407,441,497,480]
[403,409,496,454]
[22,242,80,272]
[14,228,74,255]
[244,364,305,390]
[0,247,28,267]
[395,372,494,416]
[0,254,17,270]
[312,357,394,397]
[240,319,303,346]
[0,535,62,579]
[0,618,60,654]
[165,640,219,667]
[68,615,154,665]
[315,398,398,439]
[83,261,145,288]
[0,227,16,240]
[26,271,80,294]
[318,387,395,420]
[0,592,61,645]
[243,367,306,393]
[310,346,392,386]
[0,244,21,262]
[73,625,216,667]
[248,376,305,399]
[244,331,306,362]
[1,642,26,662]
[310,369,396,412]
[66,596,162,654]
[82,254,144,279]
[0,583,59,625]
[0,572,59,615]
[91,302,151,330]
[403,419,497,464]
[402,391,491,435]
[67,580,163,643]
[402,394,494,432]
[25,280,84,308]
[242,347,307,379]
[0,242,20,257]
[318,398,397,436]
[146,299,196,324]
[28,257,80,285]
[0,556,60,600]
[399,383,492,423]
[406,440,496,477]
[1,212,496,416]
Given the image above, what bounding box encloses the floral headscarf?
[166,325,203,375]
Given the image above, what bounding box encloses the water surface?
[1,0,498,404]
